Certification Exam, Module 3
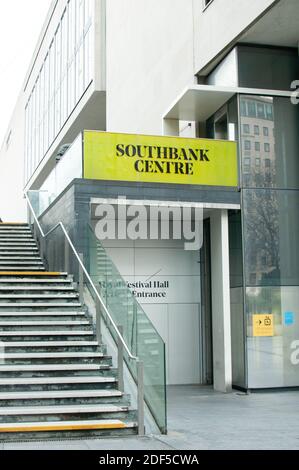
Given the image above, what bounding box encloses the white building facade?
[0,0,299,395]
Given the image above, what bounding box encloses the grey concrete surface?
[2,385,299,450]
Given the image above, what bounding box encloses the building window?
[244,174,251,186]
[265,158,271,168]
[244,140,251,151]
[243,124,250,134]
[25,0,95,184]
[255,142,260,152]
[264,143,270,152]
[257,103,266,119]
[263,127,269,137]
[265,103,274,120]
[203,0,213,9]
[244,157,251,174]
[247,101,256,118]
[255,158,261,166]
[254,125,259,135]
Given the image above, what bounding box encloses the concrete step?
[0,390,122,401]
[0,286,74,291]
[0,321,90,326]
[0,404,129,416]
[0,279,71,284]
[0,288,77,297]
[0,235,32,240]
[0,246,38,251]
[0,330,94,337]
[0,224,28,227]
[0,294,79,299]
[0,376,116,385]
[0,312,85,317]
[0,258,43,266]
[0,238,35,243]
[0,229,31,233]
[0,272,67,277]
[0,267,46,271]
[0,302,82,307]
[0,231,33,235]
[2,352,105,360]
[0,257,42,261]
[0,419,136,434]
[0,364,110,372]
[1,341,99,348]
[0,367,116,381]
[0,250,39,256]
[0,393,128,408]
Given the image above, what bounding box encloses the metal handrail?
[25,192,138,361]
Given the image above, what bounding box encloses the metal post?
[79,253,84,304]
[33,223,37,242]
[95,296,102,343]
[64,238,69,273]
[28,206,34,236]
[40,236,44,262]
[117,325,124,393]
[137,360,145,436]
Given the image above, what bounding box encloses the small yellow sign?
[83,131,238,187]
[253,314,274,337]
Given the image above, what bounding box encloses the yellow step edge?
[0,272,62,276]
[0,422,126,433]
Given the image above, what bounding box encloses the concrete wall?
[193,0,277,74]
[102,237,201,385]
[106,0,195,135]
[106,0,278,134]
[0,95,26,221]
[0,0,280,220]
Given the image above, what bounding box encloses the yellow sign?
[253,314,274,337]
[83,131,238,187]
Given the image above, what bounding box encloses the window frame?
[202,0,214,11]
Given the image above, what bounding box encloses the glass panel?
[39,133,83,209]
[24,0,95,185]
[88,225,167,433]
[238,45,299,90]
[240,95,299,189]
[230,287,246,388]
[243,189,299,286]
[246,286,299,388]
[228,210,243,288]
[27,200,167,434]
[27,190,53,218]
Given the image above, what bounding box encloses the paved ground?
[2,385,299,450]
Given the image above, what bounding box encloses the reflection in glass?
[240,95,299,189]
[243,189,299,286]
[246,286,299,388]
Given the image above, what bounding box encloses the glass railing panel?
[28,199,166,433]
[87,225,167,433]
[27,190,54,218]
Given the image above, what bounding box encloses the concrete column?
[162,118,179,136]
[210,210,232,392]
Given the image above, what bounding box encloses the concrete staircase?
[0,223,137,441]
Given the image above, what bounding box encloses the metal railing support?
[117,325,124,393]
[33,222,37,242]
[95,296,102,342]
[79,253,84,304]
[40,235,45,262]
[64,237,69,273]
[137,360,145,436]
